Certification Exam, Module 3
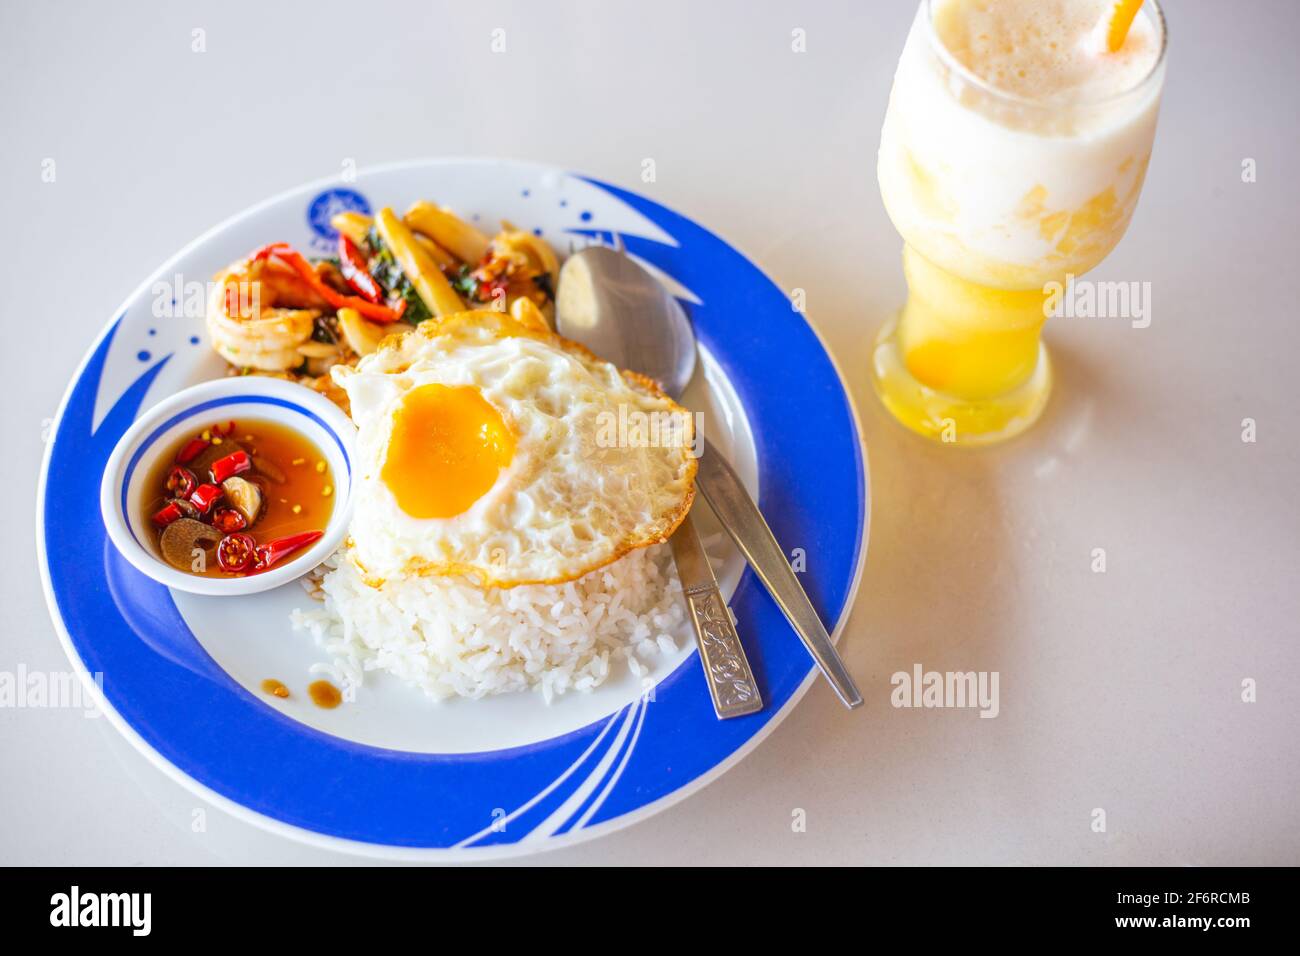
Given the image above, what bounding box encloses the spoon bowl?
[555,239,864,710]
[556,246,696,399]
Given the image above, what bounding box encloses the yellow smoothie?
[874,0,1166,443]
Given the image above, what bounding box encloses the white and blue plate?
[37,159,868,859]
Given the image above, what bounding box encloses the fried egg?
[333,310,697,587]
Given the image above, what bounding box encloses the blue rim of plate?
[36,160,868,858]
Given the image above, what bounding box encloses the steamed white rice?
[291,544,689,703]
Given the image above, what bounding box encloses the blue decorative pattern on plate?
[37,159,867,858]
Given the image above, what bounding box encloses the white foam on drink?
[933,0,1160,103]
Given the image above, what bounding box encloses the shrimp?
[206,254,337,372]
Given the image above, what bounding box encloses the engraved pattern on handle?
[684,585,762,718]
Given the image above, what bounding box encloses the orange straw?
[1102,0,1145,53]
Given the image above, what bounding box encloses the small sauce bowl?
[100,377,355,596]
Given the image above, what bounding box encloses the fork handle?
[695,439,863,709]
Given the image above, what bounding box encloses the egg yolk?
[382,384,515,519]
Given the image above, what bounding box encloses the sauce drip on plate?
[308,680,343,709]
[261,679,290,699]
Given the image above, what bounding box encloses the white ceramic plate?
[38,159,868,858]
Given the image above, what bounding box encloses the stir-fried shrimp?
[206,255,339,372]
[202,202,563,409]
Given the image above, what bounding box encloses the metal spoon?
[559,246,762,719]
[557,244,863,709]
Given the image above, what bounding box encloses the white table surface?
[3,0,1297,866]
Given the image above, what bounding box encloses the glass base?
[871,313,1052,446]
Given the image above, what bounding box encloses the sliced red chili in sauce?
[151,420,332,577]
[209,450,251,483]
[216,533,257,573]
[151,502,184,528]
[165,466,197,498]
[211,506,247,534]
[175,438,208,465]
[189,483,223,514]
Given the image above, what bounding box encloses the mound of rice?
[291,544,689,702]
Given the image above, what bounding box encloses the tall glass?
[874,0,1167,445]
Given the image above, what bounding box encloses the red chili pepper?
[151,502,183,528]
[176,438,208,465]
[217,533,257,573]
[252,530,324,572]
[338,235,384,303]
[215,421,237,438]
[247,242,406,323]
[165,466,197,498]
[189,483,223,514]
[209,450,251,483]
[211,506,247,534]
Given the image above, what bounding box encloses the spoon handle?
[695,439,863,709]
[670,512,763,719]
